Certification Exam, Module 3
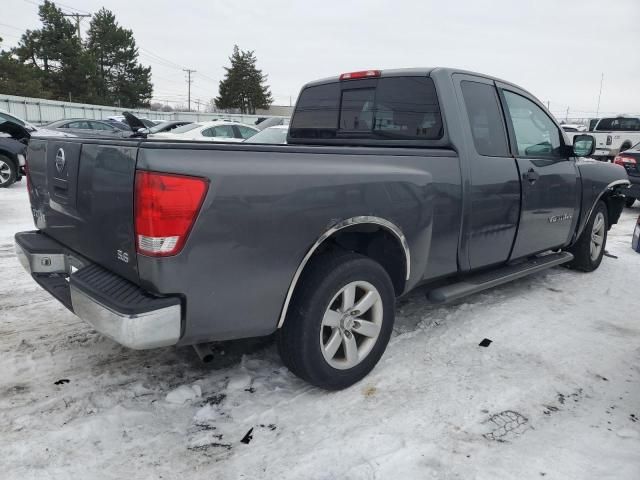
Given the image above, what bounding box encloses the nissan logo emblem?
[55,148,66,174]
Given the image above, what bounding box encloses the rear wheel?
[277,252,395,390]
[0,156,17,188]
[566,201,608,272]
[625,197,636,208]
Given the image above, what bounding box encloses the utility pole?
[183,68,196,112]
[62,13,91,41]
[596,73,604,118]
[565,106,570,122]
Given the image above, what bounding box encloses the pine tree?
[7,2,152,107]
[14,0,92,102]
[86,8,152,108]
[215,45,273,114]
[0,38,47,97]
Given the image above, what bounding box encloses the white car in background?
[244,124,288,144]
[560,123,587,132]
[150,120,258,142]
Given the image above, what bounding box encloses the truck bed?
[26,136,462,344]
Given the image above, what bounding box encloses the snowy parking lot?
[1,180,639,479]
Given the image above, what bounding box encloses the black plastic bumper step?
[427,252,574,304]
[70,264,180,315]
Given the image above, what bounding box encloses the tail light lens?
[606,135,612,145]
[134,171,208,257]
[614,154,637,166]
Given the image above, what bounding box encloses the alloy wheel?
[590,211,605,261]
[0,160,11,185]
[320,280,383,370]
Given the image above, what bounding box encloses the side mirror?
[573,134,595,157]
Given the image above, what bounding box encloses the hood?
[0,121,31,142]
[123,112,148,132]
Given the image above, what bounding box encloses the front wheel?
[0,156,17,188]
[277,252,395,390]
[566,201,608,272]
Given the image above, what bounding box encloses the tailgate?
[27,138,140,283]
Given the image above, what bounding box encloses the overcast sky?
[2,0,639,116]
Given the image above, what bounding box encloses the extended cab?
[15,68,630,390]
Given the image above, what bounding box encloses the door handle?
[525,168,539,184]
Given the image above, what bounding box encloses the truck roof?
[302,67,524,92]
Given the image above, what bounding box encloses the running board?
[427,252,574,304]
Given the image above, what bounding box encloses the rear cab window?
[289,75,443,144]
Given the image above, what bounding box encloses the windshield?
[170,123,201,134]
[244,127,288,144]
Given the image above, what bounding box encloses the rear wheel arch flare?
[277,216,410,329]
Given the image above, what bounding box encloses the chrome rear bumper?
[15,231,181,350]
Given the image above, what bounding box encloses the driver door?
[498,85,580,259]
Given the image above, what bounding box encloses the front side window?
[460,81,509,157]
[503,91,563,158]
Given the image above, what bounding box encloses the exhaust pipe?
[193,343,214,363]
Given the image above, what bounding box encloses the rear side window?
[460,81,509,157]
[595,117,640,131]
[235,125,257,139]
[290,76,443,141]
[213,125,235,138]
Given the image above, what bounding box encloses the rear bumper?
[15,231,182,349]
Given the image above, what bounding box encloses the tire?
[0,155,17,188]
[625,197,636,208]
[277,252,395,390]
[566,201,608,272]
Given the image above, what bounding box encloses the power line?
[21,0,90,15]
[0,22,26,31]
[62,13,90,41]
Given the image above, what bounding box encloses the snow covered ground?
[1,180,639,480]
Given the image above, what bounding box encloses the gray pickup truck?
[15,68,629,390]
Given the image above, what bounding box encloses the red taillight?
[134,171,208,257]
[339,70,381,81]
[614,154,637,166]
